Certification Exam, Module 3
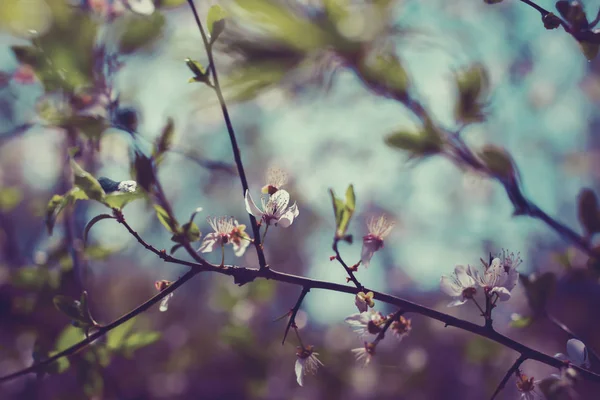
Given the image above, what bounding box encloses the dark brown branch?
[373,309,404,344]
[282,287,310,344]
[186,0,267,270]
[490,354,527,400]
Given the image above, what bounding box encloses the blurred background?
[1,0,600,398]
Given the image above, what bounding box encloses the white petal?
[567,339,589,367]
[126,0,155,15]
[159,293,173,312]
[503,268,519,291]
[555,352,568,361]
[361,241,379,268]
[355,297,368,313]
[344,312,370,326]
[232,238,250,257]
[197,233,220,253]
[245,190,263,218]
[295,358,305,386]
[440,276,462,297]
[490,287,511,301]
[277,204,298,228]
[454,265,475,288]
[270,189,290,215]
[447,298,467,307]
[117,180,137,193]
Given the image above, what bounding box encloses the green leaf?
[171,221,201,243]
[453,63,490,124]
[118,13,165,54]
[46,194,68,235]
[45,351,71,374]
[577,188,600,237]
[84,214,114,245]
[345,184,355,211]
[0,187,23,211]
[358,51,410,99]
[207,5,227,42]
[154,204,178,233]
[385,129,442,157]
[61,115,108,140]
[478,145,516,181]
[70,158,105,202]
[103,189,145,210]
[153,118,174,163]
[55,325,84,351]
[329,186,356,239]
[107,318,136,350]
[53,295,85,322]
[121,331,161,357]
[509,314,532,328]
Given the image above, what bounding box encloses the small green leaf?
[70,159,105,202]
[53,295,84,322]
[154,204,177,233]
[153,118,175,163]
[207,5,227,42]
[84,214,114,245]
[329,186,356,238]
[345,184,355,211]
[46,194,67,235]
[0,187,23,211]
[45,351,71,374]
[454,63,490,124]
[103,190,145,210]
[107,319,136,351]
[478,145,516,181]
[509,314,532,328]
[121,331,161,357]
[385,129,442,157]
[118,13,165,54]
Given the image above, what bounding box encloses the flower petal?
[270,189,290,215]
[277,202,299,228]
[159,293,173,312]
[491,287,511,301]
[197,233,221,253]
[245,190,263,218]
[454,265,474,288]
[447,298,467,307]
[567,339,589,367]
[233,237,250,257]
[440,276,462,297]
[295,358,305,386]
[126,0,155,15]
[361,241,380,268]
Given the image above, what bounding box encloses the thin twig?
[332,239,363,290]
[373,309,404,344]
[490,354,527,400]
[282,287,310,345]
[186,0,267,269]
[546,312,600,366]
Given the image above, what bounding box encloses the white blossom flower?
[245,189,299,227]
[344,310,386,337]
[262,167,288,195]
[543,367,578,399]
[197,216,250,257]
[467,260,511,301]
[295,345,323,386]
[390,315,412,342]
[440,265,477,307]
[516,373,541,400]
[498,249,522,292]
[351,342,376,366]
[155,280,173,312]
[555,338,590,368]
[117,180,137,193]
[355,291,375,313]
[361,215,395,268]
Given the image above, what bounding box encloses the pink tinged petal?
[504,268,519,291]
[567,339,589,367]
[295,358,305,386]
[159,293,173,312]
[490,287,511,301]
[197,233,221,253]
[355,297,368,313]
[361,240,380,268]
[440,276,462,297]
[245,190,263,219]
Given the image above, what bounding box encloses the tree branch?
[282,287,310,344]
[490,354,527,400]
[186,0,267,270]
[332,238,363,290]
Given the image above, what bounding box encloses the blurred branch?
[0,268,199,384]
[332,238,363,290]
[282,286,310,345]
[186,0,268,269]
[373,309,403,344]
[546,312,600,367]
[490,354,527,400]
